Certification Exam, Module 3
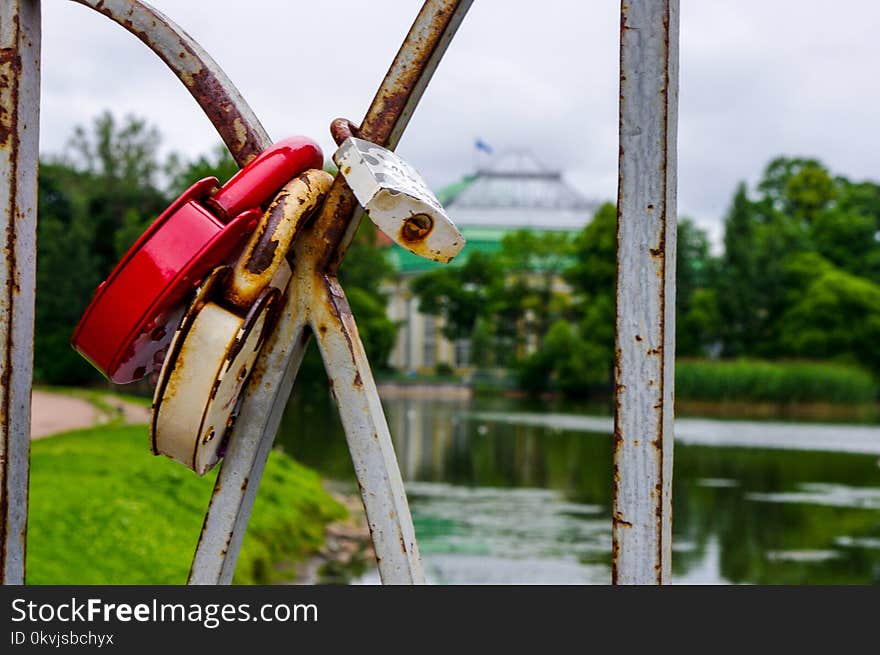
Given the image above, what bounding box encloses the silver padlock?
[333,135,465,263]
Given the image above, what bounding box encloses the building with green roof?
[384,151,597,373]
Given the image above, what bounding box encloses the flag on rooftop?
[474,138,493,155]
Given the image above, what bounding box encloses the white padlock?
[333,136,465,263]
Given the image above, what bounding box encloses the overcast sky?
[39,1,880,246]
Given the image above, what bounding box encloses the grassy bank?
[27,424,345,584]
[675,359,877,405]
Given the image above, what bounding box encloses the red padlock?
[72,136,323,384]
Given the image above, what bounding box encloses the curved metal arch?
[71,0,270,166]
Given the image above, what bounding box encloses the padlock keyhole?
[401,213,433,243]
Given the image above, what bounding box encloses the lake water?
[278,393,880,584]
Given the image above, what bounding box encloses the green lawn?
[26,424,345,584]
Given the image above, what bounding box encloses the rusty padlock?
[332,124,465,263]
[72,136,324,384]
[151,169,334,475]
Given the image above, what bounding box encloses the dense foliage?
[676,359,877,405]
[412,156,880,400]
[35,112,396,387]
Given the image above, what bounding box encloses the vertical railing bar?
[311,276,425,584]
[612,0,679,584]
[0,0,41,585]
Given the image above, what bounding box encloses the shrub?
[675,359,877,405]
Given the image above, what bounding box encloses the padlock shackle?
[208,136,324,220]
[223,170,334,311]
[330,118,358,146]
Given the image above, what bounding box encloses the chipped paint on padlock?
[333,137,465,263]
[224,170,334,310]
[151,169,333,475]
[151,278,281,475]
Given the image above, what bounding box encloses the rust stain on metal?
[330,117,358,146]
[296,171,313,191]
[0,49,22,147]
[320,275,358,368]
[189,67,262,165]
[399,213,433,243]
[0,5,28,580]
[194,505,215,555]
[243,203,285,275]
[397,526,408,555]
[358,5,452,145]
[313,182,361,272]
[655,479,665,583]
[612,514,633,529]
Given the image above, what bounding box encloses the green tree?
[810,176,880,284]
[35,163,101,384]
[411,251,502,352]
[777,258,880,372]
[62,111,169,270]
[495,230,573,352]
[757,157,833,224]
[519,202,618,395]
[166,144,239,198]
[566,201,617,297]
[339,222,398,369]
[518,319,606,396]
[676,218,717,356]
[716,183,760,356]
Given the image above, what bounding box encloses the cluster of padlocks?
[72,131,464,475]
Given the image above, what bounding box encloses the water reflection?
[279,393,880,584]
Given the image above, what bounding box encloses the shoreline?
[470,410,880,455]
[376,379,879,423]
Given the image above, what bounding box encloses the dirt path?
[101,395,151,425]
[30,390,150,439]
